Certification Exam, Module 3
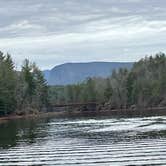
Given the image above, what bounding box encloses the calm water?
[0,116,166,165]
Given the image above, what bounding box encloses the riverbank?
[0,111,68,124]
[0,106,166,124]
[63,106,166,118]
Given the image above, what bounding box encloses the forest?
[0,51,166,116]
[49,52,166,109]
[0,51,48,116]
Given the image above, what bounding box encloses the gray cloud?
[0,0,166,69]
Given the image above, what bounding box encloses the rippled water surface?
[0,116,166,165]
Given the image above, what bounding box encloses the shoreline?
[0,106,166,123]
[0,111,68,124]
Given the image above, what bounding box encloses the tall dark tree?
[0,53,16,115]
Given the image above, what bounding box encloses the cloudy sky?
[0,0,166,69]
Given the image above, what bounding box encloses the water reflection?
[0,121,18,148]
[0,118,50,149]
[0,116,166,165]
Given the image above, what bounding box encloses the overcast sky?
[0,0,166,69]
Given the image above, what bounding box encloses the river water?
[0,116,166,165]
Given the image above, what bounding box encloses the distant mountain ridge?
[43,62,133,85]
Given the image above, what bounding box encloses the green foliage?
[32,64,48,109]
[0,52,16,115]
[104,78,112,101]
[129,52,166,107]
[0,51,48,116]
[49,53,166,109]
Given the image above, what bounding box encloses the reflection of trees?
[0,118,50,149]
[0,121,18,148]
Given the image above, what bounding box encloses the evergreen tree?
[0,53,16,115]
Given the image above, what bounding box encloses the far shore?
[0,106,166,124]
[0,111,67,124]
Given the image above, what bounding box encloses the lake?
[0,116,166,165]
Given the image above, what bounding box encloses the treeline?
[0,51,48,116]
[1,51,165,116]
[49,53,166,109]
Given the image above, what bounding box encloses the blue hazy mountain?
[43,62,133,85]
